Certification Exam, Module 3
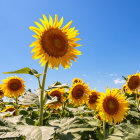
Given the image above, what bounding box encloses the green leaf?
[49,117,99,139]
[18,91,39,106]
[3,67,42,78]
[48,81,69,90]
[107,128,124,140]
[45,96,58,105]
[125,133,139,140]
[122,76,128,81]
[16,125,56,140]
[109,127,114,135]
[0,112,12,118]
[5,115,26,125]
[0,116,14,127]
[0,131,22,139]
[20,110,28,116]
[25,118,35,125]
[3,67,33,75]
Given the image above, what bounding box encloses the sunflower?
[97,87,129,125]
[68,82,90,106]
[29,14,81,69]
[72,78,83,84]
[20,105,30,109]
[136,94,140,101]
[47,88,66,110]
[1,76,26,98]
[126,73,140,95]
[86,90,100,110]
[1,106,15,112]
[122,84,127,93]
[0,88,4,99]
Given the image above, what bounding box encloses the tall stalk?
[103,117,106,138]
[15,97,19,116]
[39,62,48,126]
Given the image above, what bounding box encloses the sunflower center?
[128,76,140,90]
[74,80,78,83]
[50,91,61,101]
[5,108,15,112]
[41,28,68,58]
[89,94,97,104]
[0,90,4,96]
[72,85,84,99]
[103,97,119,115]
[8,79,22,91]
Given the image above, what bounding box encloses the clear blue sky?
[0,0,140,93]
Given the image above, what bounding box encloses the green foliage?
[50,117,100,139]
[122,76,128,81]
[3,67,42,78]
[19,91,39,106]
[3,67,35,75]
[48,81,69,90]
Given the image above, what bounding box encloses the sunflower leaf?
[16,125,56,140]
[18,91,39,107]
[3,67,42,78]
[122,76,128,81]
[48,82,69,90]
[3,67,33,74]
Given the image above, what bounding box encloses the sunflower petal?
[58,16,63,28]
[53,14,58,28]
[62,20,72,31]
[49,15,53,27]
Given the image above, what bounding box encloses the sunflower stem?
[137,97,140,111]
[62,102,66,117]
[15,97,19,116]
[37,77,42,89]
[103,119,106,138]
[43,91,48,105]
[39,62,48,126]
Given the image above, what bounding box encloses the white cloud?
[109,73,117,77]
[29,78,33,81]
[114,78,125,84]
[82,74,87,77]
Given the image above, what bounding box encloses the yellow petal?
[42,14,49,28]
[39,18,47,29]
[29,41,38,47]
[58,16,63,28]
[29,26,41,35]
[62,20,72,31]
[53,14,58,28]
[34,21,44,31]
[49,14,53,27]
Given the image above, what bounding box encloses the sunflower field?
[0,14,140,140]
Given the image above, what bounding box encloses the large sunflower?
[126,73,140,95]
[122,84,127,93]
[97,87,129,125]
[68,82,90,106]
[0,87,4,99]
[72,78,83,84]
[1,106,15,112]
[86,90,100,110]
[47,88,66,110]
[1,76,26,98]
[29,14,81,69]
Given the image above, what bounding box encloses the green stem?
[62,103,65,117]
[103,119,106,138]
[37,77,42,89]
[39,62,49,126]
[43,92,48,105]
[15,97,19,116]
[137,98,140,110]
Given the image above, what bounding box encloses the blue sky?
[0,0,140,93]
